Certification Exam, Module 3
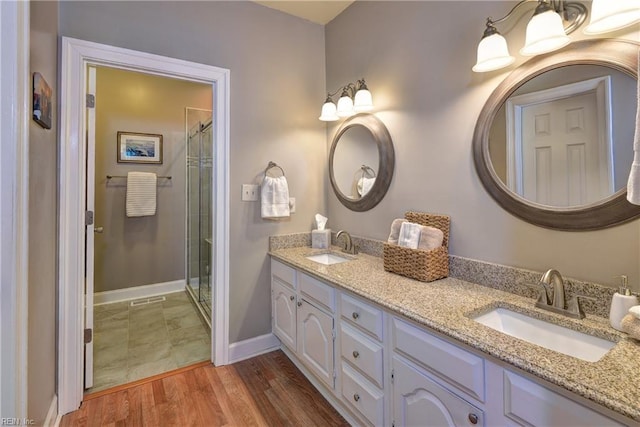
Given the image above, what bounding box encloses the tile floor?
[88,290,211,393]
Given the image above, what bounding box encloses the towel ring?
[264,161,285,177]
[359,165,376,180]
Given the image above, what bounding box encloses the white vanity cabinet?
[271,260,297,351]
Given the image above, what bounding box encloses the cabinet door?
[297,300,335,389]
[272,280,296,350]
[392,356,484,427]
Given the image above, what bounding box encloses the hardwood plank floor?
[61,350,349,427]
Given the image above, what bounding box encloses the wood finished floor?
[61,350,349,427]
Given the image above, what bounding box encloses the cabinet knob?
[289,295,295,301]
[468,413,478,425]
[297,301,302,307]
[353,393,360,402]
[352,350,360,359]
[94,226,104,233]
[352,312,359,320]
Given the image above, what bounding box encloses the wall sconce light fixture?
[319,78,373,122]
[472,0,640,73]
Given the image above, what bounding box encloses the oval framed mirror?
[329,113,395,211]
[473,39,640,230]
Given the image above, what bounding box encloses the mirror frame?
[329,113,395,211]
[473,39,640,231]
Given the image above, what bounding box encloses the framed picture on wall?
[33,72,52,129]
[117,131,163,164]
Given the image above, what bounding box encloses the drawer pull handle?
[289,295,295,301]
[352,312,359,320]
[353,393,360,402]
[297,301,302,307]
[468,413,478,424]
[352,350,360,359]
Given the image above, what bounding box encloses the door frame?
[58,37,230,415]
[0,0,30,419]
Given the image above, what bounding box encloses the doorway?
[58,37,230,415]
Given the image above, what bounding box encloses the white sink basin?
[306,252,352,265]
[472,308,615,362]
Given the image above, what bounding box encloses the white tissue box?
[312,229,331,249]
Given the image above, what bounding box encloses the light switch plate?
[289,197,296,213]
[242,184,259,201]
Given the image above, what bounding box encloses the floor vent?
[130,296,166,307]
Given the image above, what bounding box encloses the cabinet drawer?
[392,317,485,402]
[340,323,384,388]
[299,273,335,312]
[271,259,296,290]
[503,370,624,427]
[340,293,383,340]
[341,363,384,427]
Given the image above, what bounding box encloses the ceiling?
[252,1,355,25]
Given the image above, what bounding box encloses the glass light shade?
[319,101,338,121]
[353,89,374,112]
[584,0,640,34]
[336,95,355,117]
[520,10,571,56]
[472,33,515,73]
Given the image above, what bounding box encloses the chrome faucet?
[534,268,588,319]
[336,230,358,255]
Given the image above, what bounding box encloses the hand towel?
[629,305,640,320]
[126,171,157,217]
[357,177,376,197]
[626,50,640,204]
[621,313,640,341]
[261,175,290,219]
[418,226,444,250]
[387,218,407,244]
[398,222,421,249]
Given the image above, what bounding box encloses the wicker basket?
[383,211,450,282]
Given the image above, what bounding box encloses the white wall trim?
[94,280,186,305]
[58,37,230,415]
[228,333,281,364]
[43,395,58,427]
[0,0,30,419]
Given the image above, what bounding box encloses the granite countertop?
[269,246,640,422]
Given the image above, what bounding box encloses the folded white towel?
[629,305,640,320]
[261,176,290,219]
[621,313,640,341]
[387,218,406,245]
[418,226,444,250]
[398,222,421,249]
[126,171,157,217]
[626,50,640,204]
[357,177,375,197]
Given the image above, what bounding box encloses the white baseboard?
[228,333,280,364]
[94,280,185,305]
[44,395,57,427]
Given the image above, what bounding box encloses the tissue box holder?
[312,229,331,249]
[383,211,450,282]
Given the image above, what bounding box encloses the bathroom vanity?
[270,246,639,427]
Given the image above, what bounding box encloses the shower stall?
[186,109,213,326]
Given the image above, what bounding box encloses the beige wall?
[60,1,327,342]
[28,1,57,423]
[94,66,211,293]
[325,1,640,287]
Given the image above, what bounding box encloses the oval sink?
[306,252,353,265]
[472,308,615,362]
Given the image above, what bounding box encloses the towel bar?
[106,174,172,180]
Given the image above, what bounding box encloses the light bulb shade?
[353,89,374,112]
[472,33,515,73]
[520,10,571,56]
[319,101,338,121]
[336,95,355,117]
[584,0,640,34]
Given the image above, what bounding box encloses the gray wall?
[94,66,211,293]
[60,1,327,342]
[29,1,57,423]
[325,1,640,287]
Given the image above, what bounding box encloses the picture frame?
[117,131,163,164]
[33,72,52,129]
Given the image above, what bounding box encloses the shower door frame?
[58,37,230,415]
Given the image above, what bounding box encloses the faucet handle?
[566,294,595,319]
[525,283,550,305]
